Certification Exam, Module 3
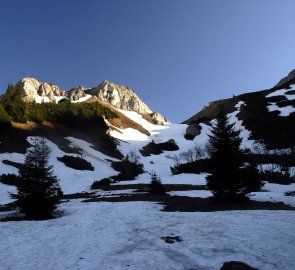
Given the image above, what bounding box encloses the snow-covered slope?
[1,71,295,270]
[1,106,292,204]
[0,137,119,205]
[266,84,295,116]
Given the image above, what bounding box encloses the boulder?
[185,123,202,140]
[220,261,258,270]
[68,86,86,101]
[87,80,151,114]
[149,112,169,125]
[140,139,179,156]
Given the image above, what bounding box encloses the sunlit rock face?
[16,78,66,102]
[15,78,169,125]
[87,80,151,114]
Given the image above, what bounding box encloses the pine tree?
[149,171,165,195]
[10,137,62,219]
[206,111,259,202]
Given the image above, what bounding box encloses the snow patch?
[71,94,92,103]
[168,190,212,198]
[267,103,295,116]
[227,101,255,149]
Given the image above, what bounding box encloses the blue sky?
[0,0,294,122]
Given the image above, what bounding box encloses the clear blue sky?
[0,0,294,122]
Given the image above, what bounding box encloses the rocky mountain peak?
[13,77,169,125]
[87,80,151,114]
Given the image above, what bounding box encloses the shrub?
[149,171,165,195]
[140,139,179,156]
[167,142,211,174]
[112,151,144,181]
[57,155,94,171]
[0,104,12,128]
[170,159,211,175]
[241,163,264,192]
[91,177,115,189]
[260,170,295,185]
[0,173,19,185]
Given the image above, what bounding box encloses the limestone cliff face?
[86,80,169,125]
[14,78,169,125]
[68,86,87,101]
[16,78,66,102]
[86,80,151,114]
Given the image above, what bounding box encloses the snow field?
[1,200,295,270]
[34,94,92,104]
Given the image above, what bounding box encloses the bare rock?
[38,83,52,96]
[185,123,202,140]
[16,78,66,102]
[140,139,179,156]
[221,261,258,270]
[17,77,40,99]
[149,112,169,125]
[68,86,86,101]
[87,80,151,114]
[15,78,169,125]
[274,68,295,89]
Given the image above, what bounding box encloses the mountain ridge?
[183,68,295,149]
[15,77,169,125]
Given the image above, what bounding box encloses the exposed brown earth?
[86,99,151,136]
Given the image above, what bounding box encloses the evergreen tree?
[149,171,165,195]
[10,137,63,219]
[0,104,12,129]
[3,83,15,100]
[206,111,260,202]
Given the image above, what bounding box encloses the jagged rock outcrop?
[149,112,169,125]
[16,78,66,102]
[273,68,295,89]
[86,80,151,114]
[67,86,87,101]
[15,77,169,125]
[17,78,40,102]
[39,82,64,98]
[86,80,169,125]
